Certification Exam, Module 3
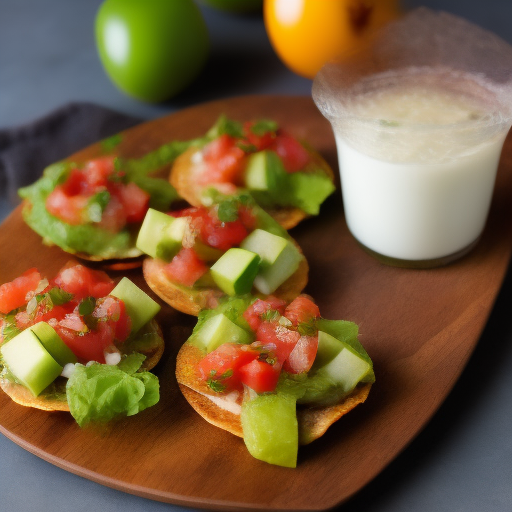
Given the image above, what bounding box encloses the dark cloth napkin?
[0,102,143,208]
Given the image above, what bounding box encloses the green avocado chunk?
[241,392,298,468]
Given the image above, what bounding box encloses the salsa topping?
[45,156,151,230]
[197,295,321,394]
[199,120,312,187]
[0,263,132,364]
[163,198,258,288]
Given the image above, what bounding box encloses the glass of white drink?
[313,8,512,267]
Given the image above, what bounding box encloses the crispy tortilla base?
[176,343,372,446]
[169,144,335,230]
[143,239,309,316]
[0,320,164,412]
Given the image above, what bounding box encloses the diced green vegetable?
[241,392,299,468]
[191,313,252,353]
[31,321,77,367]
[210,248,260,296]
[110,278,161,334]
[0,328,63,396]
[240,229,302,294]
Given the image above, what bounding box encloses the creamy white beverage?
[332,72,509,264]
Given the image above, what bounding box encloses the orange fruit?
[264,0,401,79]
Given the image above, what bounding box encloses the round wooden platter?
[1,95,512,511]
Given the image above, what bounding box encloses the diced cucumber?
[210,248,260,296]
[244,150,285,192]
[240,229,302,294]
[313,330,343,369]
[192,313,251,353]
[31,321,77,367]
[136,208,172,258]
[157,216,188,261]
[110,277,161,334]
[241,392,298,468]
[136,208,187,261]
[319,347,372,394]
[193,241,224,263]
[1,328,63,396]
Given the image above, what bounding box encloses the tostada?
[169,115,336,229]
[175,293,374,467]
[138,192,309,316]
[0,262,163,426]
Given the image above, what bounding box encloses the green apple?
[95,0,209,102]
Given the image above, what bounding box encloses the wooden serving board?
[1,96,512,511]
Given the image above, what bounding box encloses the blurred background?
[1,1,512,512]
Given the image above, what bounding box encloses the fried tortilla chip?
[169,144,335,230]
[175,343,371,445]
[0,319,164,412]
[142,241,309,316]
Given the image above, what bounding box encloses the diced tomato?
[237,206,257,230]
[164,248,208,287]
[243,297,287,332]
[93,296,131,343]
[53,263,114,300]
[242,121,276,151]
[61,168,87,196]
[46,186,89,225]
[110,182,150,224]
[201,216,248,251]
[175,206,248,251]
[45,156,148,232]
[55,320,115,364]
[96,194,127,232]
[271,131,311,173]
[53,296,130,363]
[34,303,74,325]
[283,335,319,374]
[202,134,246,185]
[58,311,89,333]
[255,321,300,363]
[239,358,281,393]
[83,156,116,189]
[197,342,259,392]
[0,268,42,314]
[284,295,321,327]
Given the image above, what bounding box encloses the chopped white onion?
[191,150,203,165]
[105,350,121,366]
[61,363,76,379]
[279,316,292,327]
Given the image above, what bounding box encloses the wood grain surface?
[1,95,511,511]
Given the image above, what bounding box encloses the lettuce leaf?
[66,353,159,427]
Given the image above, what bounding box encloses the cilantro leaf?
[217,199,240,223]
[250,119,278,136]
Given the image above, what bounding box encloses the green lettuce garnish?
[66,353,159,427]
